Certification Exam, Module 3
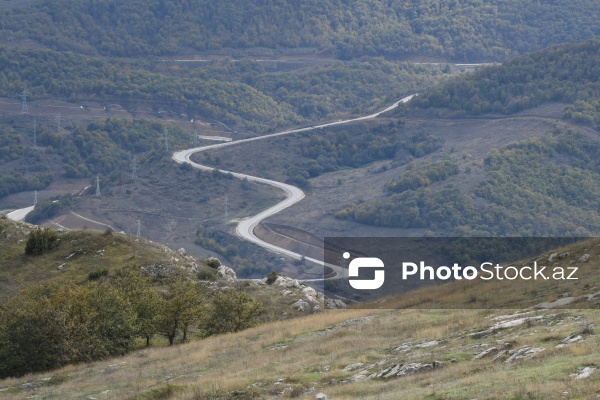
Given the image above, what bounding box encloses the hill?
[1,0,600,61]
[411,40,600,116]
[322,41,600,236]
[0,218,330,378]
[0,237,598,399]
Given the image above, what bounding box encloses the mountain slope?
[412,40,600,115]
[1,238,598,399]
[1,0,599,61]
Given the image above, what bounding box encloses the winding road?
[173,94,416,272]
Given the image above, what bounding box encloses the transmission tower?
[136,219,141,237]
[34,190,38,206]
[32,118,37,147]
[21,90,28,114]
[55,114,62,135]
[95,176,101,197]
[193,128,199,147]
[164,127,169,153]
[131,154,138,182]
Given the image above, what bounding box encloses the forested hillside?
[1,0,599,61]
[335,41,600,236]
[412,40,600,115]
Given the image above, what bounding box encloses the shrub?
[266,271,279,285]
[88,268,109,281]
[206,257,221,269]
[24,228,59,256]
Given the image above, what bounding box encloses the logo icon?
[345,253,385,290]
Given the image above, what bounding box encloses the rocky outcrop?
[217,265,237,282]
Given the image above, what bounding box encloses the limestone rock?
[571,366,595,379]
[578,254,591,263]
[325,298,347,309]
[505,346,545,363]
[217,265,237,282]
[292,299,310,312]
[473,347,498,360]
[274,276,301,288]
[341,362,364,372]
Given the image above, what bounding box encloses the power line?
[21,90,28,114]
[193,128,199,147]
[55,114,62,135]
[164,127,169,153]
[131,154,138,182]
[32,118,37,147]
[95,176,101,197]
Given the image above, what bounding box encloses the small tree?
[158,279,204,345]
[203,290,263,336]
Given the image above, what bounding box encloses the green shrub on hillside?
[24,228,59,256]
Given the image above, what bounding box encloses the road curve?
[173,94,415,271]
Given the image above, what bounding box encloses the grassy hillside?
[1,0,600,61]
[0,238,598,399]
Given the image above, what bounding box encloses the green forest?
[0,116,190,199]
[1,0,599,61]
[0,47,452,131]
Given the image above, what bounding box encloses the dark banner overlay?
[323,237,600,309]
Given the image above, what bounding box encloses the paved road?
[173,94,416,274]
[6,206,34,222]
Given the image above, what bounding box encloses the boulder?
[325,298,347,309]
[473,347,498,360]
[217,265,237,282]
[572,366,595,379]
[578,254,591,263]
[341,362,364,372]
[315,394,328,400]
[178,248,187,256]
[292,299,310,312]
[274,276,301,288]
[302,286,318,300]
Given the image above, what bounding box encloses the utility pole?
[131,154,138,182]
[21,90,28,114]
[164,127,169,153]
[95,176,101,197]
[55,114,62,135]
[32,118,37,147]
[136,219,141,237]
[34,190,38,206]
[193,128,199,147]
[224,195,229,222]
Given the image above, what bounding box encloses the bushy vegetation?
[412,40,600,115]
[0,269,264,378]
[0,172,53,198]
[25,194,74,224]
[385,158,460,193]
[337,127,600,236]
[24,227,60,255]
[285,122,442,187]
[2,0,599,61]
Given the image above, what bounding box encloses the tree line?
[0,267,263,378]
[2,0,599,61]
